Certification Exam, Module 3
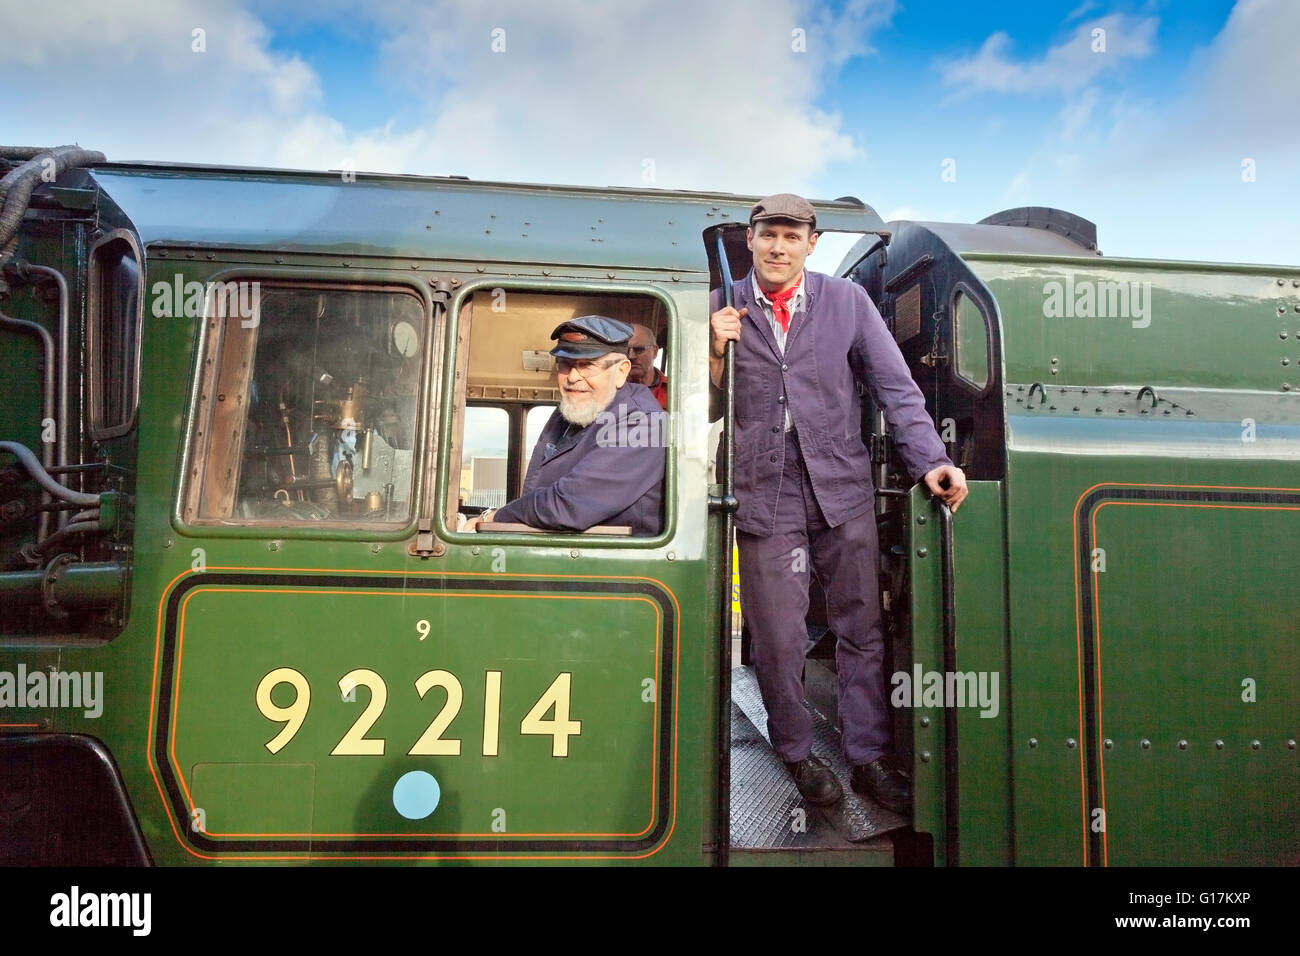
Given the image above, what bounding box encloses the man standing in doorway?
[709,194,967,811]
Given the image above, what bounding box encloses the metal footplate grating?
[731,664,909,845]
[729,700,849,849]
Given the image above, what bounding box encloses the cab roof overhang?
[89,161,888,273]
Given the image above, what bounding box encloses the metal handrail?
[937,500,959,866]
[711,227,737,867]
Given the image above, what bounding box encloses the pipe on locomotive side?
[0,314,58,539]
[0,441,99,506]
[2,146,106,542]
[0,559,125,609]
[21,263,73,528]
[31,520,103,557]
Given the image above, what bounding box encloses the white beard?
[558,392,604,427]
[557,356,623,427]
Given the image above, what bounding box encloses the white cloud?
[1075,0,1300,187]
[0,0,326,161]
[948,0,1300,263]
[939,14,1157,97]
[1176,0,1300,147]
[1059,86,1098,142]
[367,0,895,191]
[1001,170,1032,204]
[1066,1,1100,22]
[0,0,897,195]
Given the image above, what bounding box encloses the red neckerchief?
[766,274,802,334]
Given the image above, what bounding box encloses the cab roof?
[835,206,1104,274]
[906,220,1103,258]
[88,161,887,273]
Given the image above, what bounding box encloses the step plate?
[730,701,851,849]
[731,665,909,844]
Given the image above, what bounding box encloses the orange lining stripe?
[1069,494,1089,863]
[170,587,662,838]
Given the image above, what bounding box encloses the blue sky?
[2,0,1295,264]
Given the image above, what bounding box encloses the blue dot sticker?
[392,770,441,820]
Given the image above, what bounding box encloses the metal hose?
[0,147,58,160]
[31,520,101,557]
[0,441,99,505]
[0,146,106,271]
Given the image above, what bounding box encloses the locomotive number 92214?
[255,667,581,758]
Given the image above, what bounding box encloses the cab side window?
[952,288,991,394]
[185,283,428,526]
[445,288,669,534]
[87,231,144,440]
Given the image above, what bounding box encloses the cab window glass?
[186,284,426,526]
[523,404,555,475]
[461,406,509,510]
[87,233,143,439]
[446,288,668,533]
[953,290,990,393]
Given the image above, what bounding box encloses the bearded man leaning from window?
[466,315,666,536]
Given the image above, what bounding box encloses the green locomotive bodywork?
[1,151,1295,865]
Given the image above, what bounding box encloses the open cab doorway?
[704,208,928,866]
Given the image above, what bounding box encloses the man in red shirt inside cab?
[628,323,668,409]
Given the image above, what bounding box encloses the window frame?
[175,271,437,539]
[435,277,676,547]
[86,228,145,441]
[950,281,994,397]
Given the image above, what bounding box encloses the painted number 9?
[416,619,431,641]
[256,667,311,754]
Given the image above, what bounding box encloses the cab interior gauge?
[391,319,420,357]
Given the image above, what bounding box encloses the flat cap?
[750,193,817,229]
[549,315,633,360]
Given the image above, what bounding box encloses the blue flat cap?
[549,315,633,359]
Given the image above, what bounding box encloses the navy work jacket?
[493,381,665,535]
[711,269,951,537]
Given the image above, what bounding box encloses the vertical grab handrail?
[709,228,738,867]
[937,500,959,866]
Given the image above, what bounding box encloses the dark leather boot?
[784,755,843,807]
[850,756,911,814]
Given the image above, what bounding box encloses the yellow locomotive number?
[254,668,581,758]
[520,672,582,757]
[408,670,463,756]
[482,670,502,757]
[255,667,311,754]
[331,669,387,755]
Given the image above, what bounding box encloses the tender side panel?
[980,258,1300,864]
[1089,494,1299,865]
